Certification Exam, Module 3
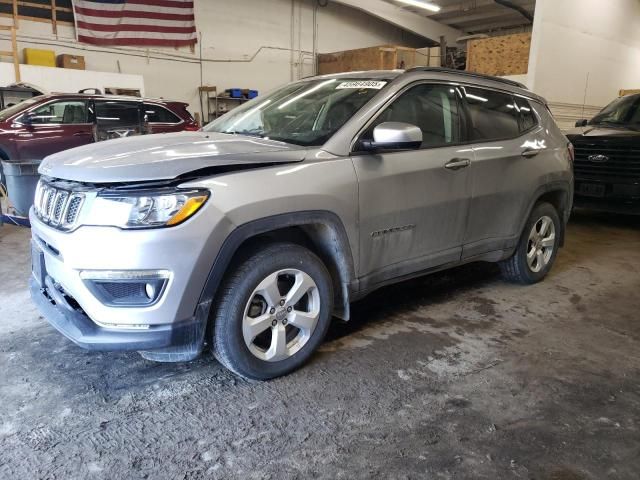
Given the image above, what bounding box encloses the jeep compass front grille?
[34,180,86,230]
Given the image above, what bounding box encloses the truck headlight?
[87,189,209,229]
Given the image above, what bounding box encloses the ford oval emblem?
[588,154,609,163]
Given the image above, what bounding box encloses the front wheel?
[211,242,333,380]
[500,202,561,284]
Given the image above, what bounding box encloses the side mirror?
[361,122,423,151]
[575,119,588,127]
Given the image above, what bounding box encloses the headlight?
[87,189,209,229]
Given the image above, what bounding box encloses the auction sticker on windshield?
[336,81,387,90]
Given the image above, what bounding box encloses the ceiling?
[387,0,536,36]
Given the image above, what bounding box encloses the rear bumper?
[30,277,207,359]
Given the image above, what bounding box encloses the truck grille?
[573,140,640,179]
[34,179,86,230]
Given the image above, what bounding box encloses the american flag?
[72,0,197,48]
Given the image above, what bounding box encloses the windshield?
[0,96,41,121]
[590,94,640,126]
[203,78,389,146]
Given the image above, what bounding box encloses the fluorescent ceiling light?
[397,0,441,12]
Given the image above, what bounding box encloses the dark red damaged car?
[0,93,199,163]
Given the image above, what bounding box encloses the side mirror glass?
[575,119,588,127]
[361,122,423,151]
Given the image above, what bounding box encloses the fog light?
[145,282,157,300]
[80,270,170,307]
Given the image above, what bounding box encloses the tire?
[500,202,561,285]
[211,242,333,380]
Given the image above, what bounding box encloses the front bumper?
[573,195,640,215]
[28,197,234,360]
[573,176,640,215]
[28,202,231,328]
[30,277,206,357]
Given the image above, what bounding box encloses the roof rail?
[405,67,528,90]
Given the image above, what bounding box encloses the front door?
[351,83,473,286]
[15,100,94,160]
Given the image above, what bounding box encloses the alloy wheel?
[242,269,320,362]
[526,215,556,273]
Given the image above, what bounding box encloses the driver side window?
[363,84,461,148]
[29,100,88,125]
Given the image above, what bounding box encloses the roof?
[37,93,185,105]
[406,67,526,88]
[312,70,405,81]
[307,68,542,103]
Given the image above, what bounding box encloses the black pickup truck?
[566,93,640,214]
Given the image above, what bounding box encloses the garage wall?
[527,0,640,124]
[0,0,431,118]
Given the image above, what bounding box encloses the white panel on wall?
[0,64,144,96]
[528,0,640,107]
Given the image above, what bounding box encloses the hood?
[39,131,306,183]
[565,125,640,139]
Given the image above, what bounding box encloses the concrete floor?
[0,211,639,479]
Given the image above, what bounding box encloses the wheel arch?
[522,181,572,247]
[197,210,356,322]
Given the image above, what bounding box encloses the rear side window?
[95,101,140,126]
[143,103,180,123]
[514,97,538,132]
[94,101,142,141]
[364,83,461,148]
[463,87,520,141]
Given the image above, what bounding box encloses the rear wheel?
[211,242,333,380]
[500,202,561,284]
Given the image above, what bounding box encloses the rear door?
[94,100,143,141]
[15,99,94,160]
[351,83,473,285]
[461,86,544,258]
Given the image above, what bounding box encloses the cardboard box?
[57,54,86,70]
[23,48,56,67]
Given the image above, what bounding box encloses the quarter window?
[143,104,180,123]
[364,84,461,148]
[463,87,520,141]
[514,97,538,132]
[29,100,88,124]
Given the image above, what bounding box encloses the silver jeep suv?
[30,68,573,379]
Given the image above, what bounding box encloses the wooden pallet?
[317,45,436,75]
[466,32,531,77]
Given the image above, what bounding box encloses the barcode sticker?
[336,81,387,90]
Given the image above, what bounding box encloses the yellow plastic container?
[23,48,56,67]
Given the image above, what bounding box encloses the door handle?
[74,131,91,136]
[521,148,541,158]
[444,158,471,170]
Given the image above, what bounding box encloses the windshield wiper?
[224,129,265,138]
